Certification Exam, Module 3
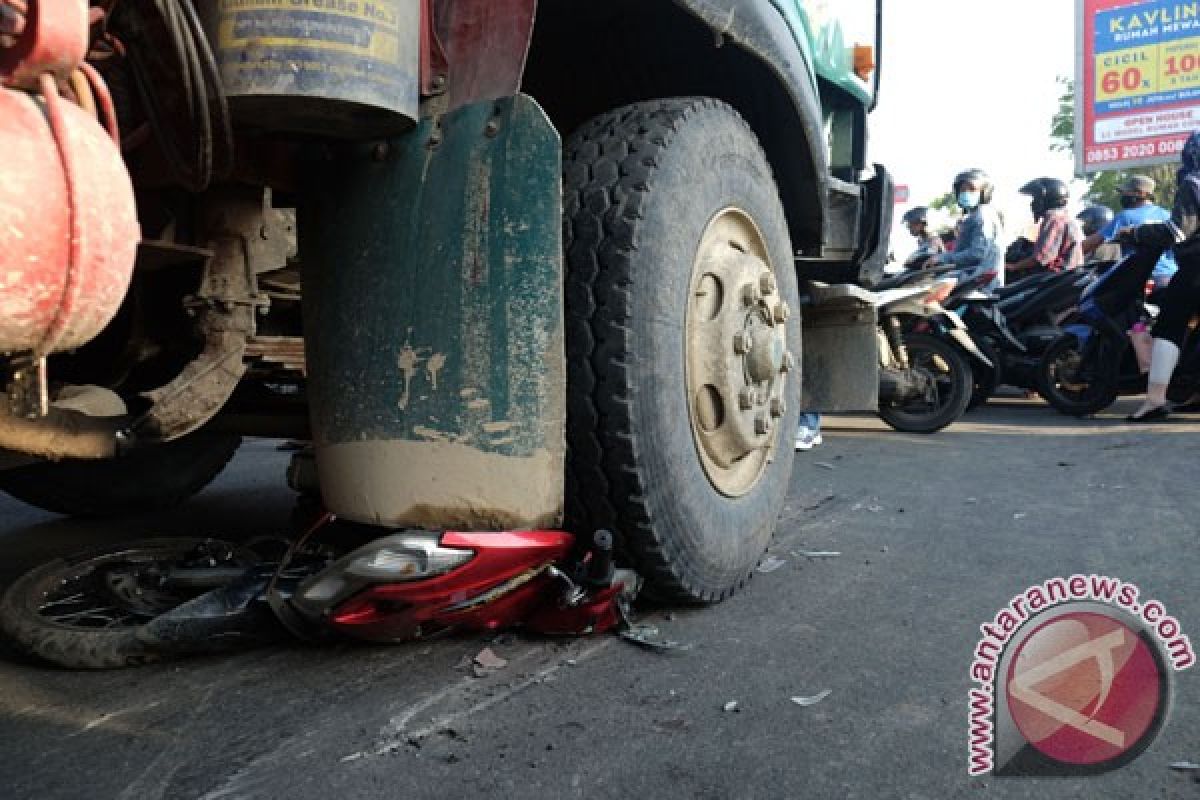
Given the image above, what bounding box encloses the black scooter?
[958,267,1096,407]
[1038,247,1200,416]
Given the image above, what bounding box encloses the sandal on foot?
[1127,405,1170,422]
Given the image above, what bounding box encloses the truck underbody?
[0,0,888,609]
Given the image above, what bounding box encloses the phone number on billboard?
[1087,138,1186,164]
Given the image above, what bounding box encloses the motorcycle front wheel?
[1037,334,1120,417]
[0,538,258,669]
[879,333,972,434]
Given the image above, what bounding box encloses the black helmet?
[901,206,929,227]
[1020,177,1070,217]
[1076,204,1114,237]
[953,168,994,204]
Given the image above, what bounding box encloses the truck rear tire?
[562,98,800,604]
[0,432,241,518]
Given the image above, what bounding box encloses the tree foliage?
[1052,77,1177,210]
[929,191,958,214]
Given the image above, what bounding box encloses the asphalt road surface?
[0,398,1197,799]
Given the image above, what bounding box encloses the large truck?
[0,0,889,607]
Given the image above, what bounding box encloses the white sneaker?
[795,428,821,451]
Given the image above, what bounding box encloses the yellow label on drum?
[207,0,418,134]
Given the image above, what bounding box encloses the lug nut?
[759,272,776,295]
[733,331,754,354]
[781,352,796,374]
[755,415,771,435]
[738,387,756,410]
[773,302,791,323]
[741,283,761,306]
[770,397,786,418]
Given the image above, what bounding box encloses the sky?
[866,0,1079,247]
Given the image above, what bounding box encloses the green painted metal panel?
[300,94,565,530]
[775,0,874,106]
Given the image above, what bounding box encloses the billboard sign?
[1077,0,1200,173]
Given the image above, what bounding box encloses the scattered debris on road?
[801,493,837,511]
[814,462,835,470]
[472,647,508,676]
[1170,761,1200,771]
[757,555,787,573]
[723,700,739,713]
[791,689,832,707]
[794,550,841,559]
[619,624,693,653]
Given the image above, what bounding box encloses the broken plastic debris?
[620,625,693,653]
[1013,512,1027,520]
[722,701,739,713]
[473,647,507,672]
[1170,761,1200,771]
[801,493,836,511]
[814,462,835,470]
[794,550,841,559]
[757,555,787,573]
[965,497,979,505]
[790,689,832,707]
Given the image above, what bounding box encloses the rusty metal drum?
[202,0,420,138]
[0,86,138,356]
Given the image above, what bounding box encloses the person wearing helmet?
[1120,133,1200,421]
[1077,204,1114,236]
[1084,175,1178,288]
[901,206,944,268]
[1006,177,1084,277]
[1077,205,1122,264]
[926,169,1004,289]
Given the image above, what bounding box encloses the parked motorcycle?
[1038,246,1200,416]
[0,517,641,669]
[875,277,985,433]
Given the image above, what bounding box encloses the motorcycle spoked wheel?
[0,538,261,669]
[879,333,972,434]
[1037,334,1120,417]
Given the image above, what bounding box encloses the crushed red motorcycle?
[0,515,644,669]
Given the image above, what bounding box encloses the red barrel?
[0,84,138,355]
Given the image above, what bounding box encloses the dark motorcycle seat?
[999,271,1087,323]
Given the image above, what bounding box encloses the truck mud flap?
[299,94,565,530]
[800,282,879,412]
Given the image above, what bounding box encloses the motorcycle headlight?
[344,534,474,580]
[296,534,475,606]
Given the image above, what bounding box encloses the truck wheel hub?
[686,208,792,497]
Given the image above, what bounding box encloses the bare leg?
[1130,339,1180,419]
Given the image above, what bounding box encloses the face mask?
[958,191,981,210]
[1119,194,1140,209]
